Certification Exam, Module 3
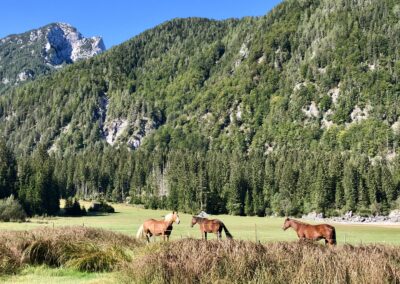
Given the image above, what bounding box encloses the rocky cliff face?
[0,23,105,93]
[44,23,105,65]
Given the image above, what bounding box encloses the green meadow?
[0,202,399,245]
[2,203,400,283]
[1,266,116,284]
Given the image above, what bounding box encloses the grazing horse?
[136,211,180,242]
[191,216,233,240]
[282,218,336,246]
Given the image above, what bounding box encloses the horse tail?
[136,224,144,239]
[221,223,233,239]
[331,227,337,245]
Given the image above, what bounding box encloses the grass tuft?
[0,243,20,275]
[0,226,141,275]
[62,242,131,272]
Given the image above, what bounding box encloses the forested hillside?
[1,0,400,216]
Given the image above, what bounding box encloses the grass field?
[1,266,116,284]
[0,201,399,245]
[2,202,400,283]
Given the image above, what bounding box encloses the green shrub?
[357,208,372,217]
[64,198,87,217]
[88,201,115,214]
[0,195,27,222]
[325,209,340,218]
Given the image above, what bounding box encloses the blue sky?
[0,0,283,48]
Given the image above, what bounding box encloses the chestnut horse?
[136,211,180,242]
[282,218,336,246]
[191,216,233,240]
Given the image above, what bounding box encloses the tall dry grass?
[122,239,400,284]
[1,227,400,283]
[0,226,142,275]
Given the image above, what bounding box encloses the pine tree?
[0,139,17,199]
[381,163,396,203]
[244,190,254,216]
[342,162,357,212]
[18,145,59,216]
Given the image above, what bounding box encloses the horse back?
[143,219,165,229]
[317,223,335,230]
[315,223,335,235]
[201,219,222,232]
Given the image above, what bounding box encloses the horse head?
[191,216,198,227]
[165,211,180,224]
[282,217,291,230]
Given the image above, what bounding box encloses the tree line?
[2,137,398,217]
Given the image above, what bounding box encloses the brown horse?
[136,211,180,242]
[191,216,233,240]
[282,218,336,246]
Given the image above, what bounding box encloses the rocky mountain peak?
[0,23,106,93]
[45,22,106,65]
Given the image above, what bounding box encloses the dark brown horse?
[282,218,336,246]
[191,216,233,240]
[136,212,180,242]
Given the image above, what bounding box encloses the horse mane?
[164,212,175,222]
[194,216,208,223]
[289,218,307,225]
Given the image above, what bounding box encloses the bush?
[0,195,27,222]
[357,208,372,217]
[325,208,340,218]
[88,201,115,214]
[64,198,87,216]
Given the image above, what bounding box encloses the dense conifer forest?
[1,0,400,216]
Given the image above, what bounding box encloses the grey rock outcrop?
[303,210,400,224]
[45,23,105,65]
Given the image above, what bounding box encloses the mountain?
[0,22,105,93]
[1,0,400,216]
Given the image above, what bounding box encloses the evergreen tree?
[342,162,357,212]
[0,139,17,198]
[18,145,59,216]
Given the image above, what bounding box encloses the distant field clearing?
[1,202,400,245]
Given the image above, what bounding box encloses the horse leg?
[298,235,305,243]
[204,232,207,240]
[327,238,335,247]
